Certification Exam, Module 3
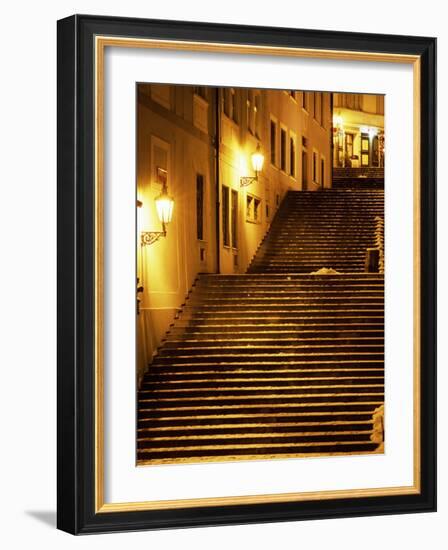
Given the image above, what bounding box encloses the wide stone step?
[184,300,384,310]
[149,357,383,369]
[139,385,383,401]
[196,277,383,285]
[157,344,384,357]
[143,372,383,387]
[137,421,375,438]
[256,248,368,253]
[193,285,384,293]
[138,402,382,418]
[137,432,374,451]
[138,398,383,416]
[152,354,384,368]
[248,267,366,273]
[175,318,383,329]
[180,313,384,323]
[187,293,384,301]
[137,442,379,462]
[166,330,384,341]
[138,410,377,429]
[142,375,383,388]
[163,336,384,347]
[198,274,383,280]
[250,257,366,263]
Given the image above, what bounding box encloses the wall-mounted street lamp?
[240,144,264,187]
[138,178,174,246]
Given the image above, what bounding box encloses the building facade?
[136,84,332,381]
[332,93,385,170]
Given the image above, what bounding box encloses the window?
[194,86,207,100]
[313,92,318,119]
[345,93,361,110]
[222,186,238,248]
[247,90,253,133]
[361,133,370,166]
[196,174,204,240]
[270,119,277,165]
[230,88,238,123]
[320,93,325,127]
[290,135,296,177]
[246,194,261,223]
[254,94,261,137]
[376,95,385,115]
[302,151,308,186]
[231,190,238,248]
[151,85,171,109]
[222,185,230,246]
[254,198,260,221]
[280,128,287,171]
[223,88,238,122]
[345,133,354,158]
[321,158,325,187]
[313,151,318,183]
[223,89,230,117]
[372,135,380,167]
[302,91,308,111]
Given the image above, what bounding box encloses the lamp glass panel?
[251,151,264,173]
[155,195,174,224]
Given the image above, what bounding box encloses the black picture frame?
[57,14,436,535]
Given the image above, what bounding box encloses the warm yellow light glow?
[334,115,343,127]
[155,191,174,225]
[251,146,264,174]
[136,199,144,233]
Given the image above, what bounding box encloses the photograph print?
[135,84,385,466]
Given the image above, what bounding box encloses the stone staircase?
[332,167,384,189]
[249,189,384,273]
[137,189,385,464]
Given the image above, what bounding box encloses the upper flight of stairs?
[137,188,385,465]
[332,167,384,189]
[249,189,384,273]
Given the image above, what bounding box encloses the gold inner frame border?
[94,35,421,513]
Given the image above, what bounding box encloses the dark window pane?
[290,137,295,176]
[231,190,238,248]
[270,120,276,165]
[196,174,204,240]
[280,128,287,171]
[222,185,230,246]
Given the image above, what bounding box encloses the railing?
[374,216,385,274]
[370,404,385,452]
[364,216,384,273]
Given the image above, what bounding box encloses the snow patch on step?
[310,268,342,275]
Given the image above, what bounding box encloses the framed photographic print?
[57,14,436,534]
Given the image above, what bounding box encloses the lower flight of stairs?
[137,273,384,464]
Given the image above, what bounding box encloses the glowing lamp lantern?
[155,187,174,227]
[251,144,264,175]
[139,184,175,246]
[334,115,343,127]
[241,144,264,187]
